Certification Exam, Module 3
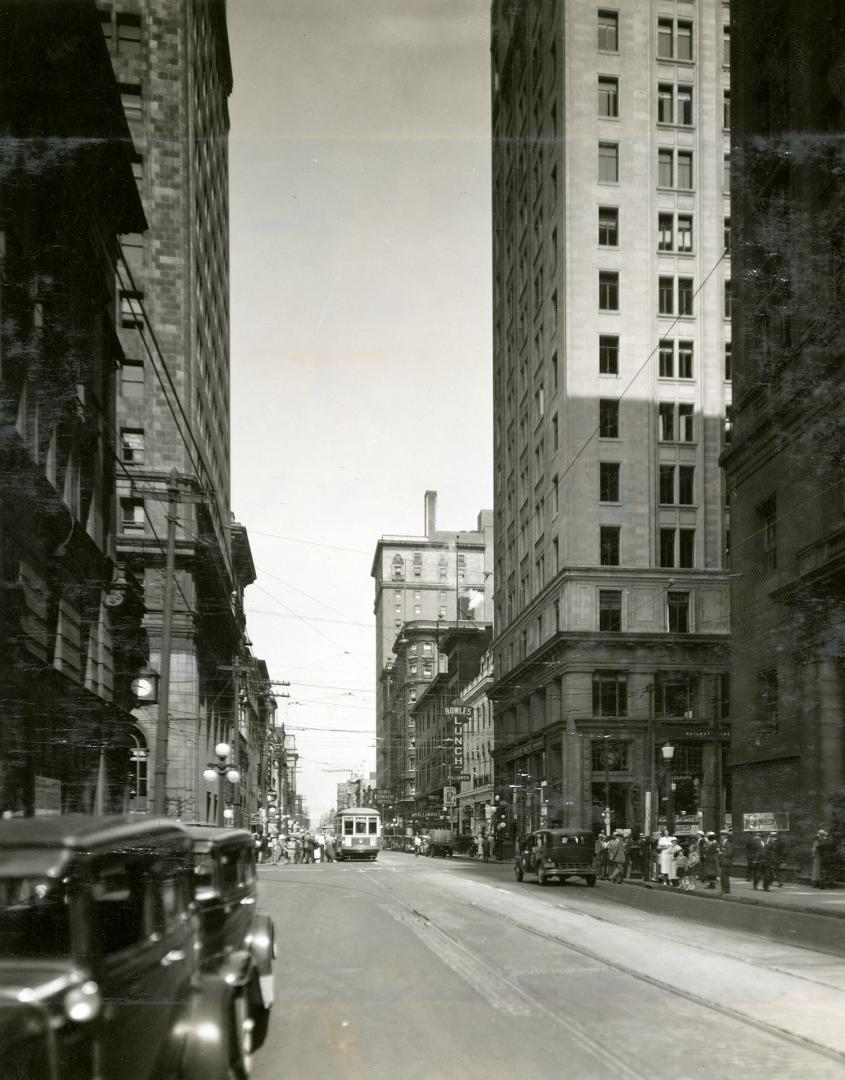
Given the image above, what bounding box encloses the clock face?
[131,677,156,700]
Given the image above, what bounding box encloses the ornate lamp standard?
[203,742,240,827]
[662,742,676,834]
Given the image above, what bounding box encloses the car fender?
[249,913,276,974]
[179,975,234,1080]
[219,948,252,989]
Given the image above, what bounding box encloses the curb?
[620,876,845,920]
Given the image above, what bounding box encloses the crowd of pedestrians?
[253,829,337,865]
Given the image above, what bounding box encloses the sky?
[227,0,493,822]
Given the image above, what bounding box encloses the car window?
[368,820,378,835]
[193,852,215,896]
[343,819,354,835]
[219,852,240,892]
[355,818,368,834]
[0,877,71,957]
[158,874,191,931]
[239,847,255,886]
[90,862,149,954]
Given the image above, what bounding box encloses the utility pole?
[153,470,180,816]
[712,678,723,833]
[643,683,656,838]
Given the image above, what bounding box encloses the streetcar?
[334,806,381,861]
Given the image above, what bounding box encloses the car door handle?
[160,949,186,967]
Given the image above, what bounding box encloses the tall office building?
[371,491,493,816]
[724,1,845,867]
[99,0,267,824]
[490,1,732,842]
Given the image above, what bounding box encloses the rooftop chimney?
[424,490,437,538]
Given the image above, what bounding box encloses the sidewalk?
[624,872,845,920]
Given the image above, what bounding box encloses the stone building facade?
[724,0,845,871]
[490,1,732,844]
[0,1,147,815]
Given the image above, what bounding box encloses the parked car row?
[0,815,276,1080]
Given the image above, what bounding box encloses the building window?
[723,154,731,192]
[599,399,619,438]
[678,277,694,316]
[658,213,673,251]
[393,554,404,579]
[599,335,619,374]
[655,675,697,717]
[120,498,145,535]
[552,475,559,514]
[120,359,144,397]
[598,206,619,246]
[677,215,693,252]
[599,142,619,182]
[119,83,142,118]
[760,495,777,571]
[756,669,778,734]
[599,271,619,311]
[678,341,693,379]
[552,537,559,574]
[600,462,620,502]
[724,280,732,319]
[598,76,619,118]
[120,429,145,464]
[597,10,618,52]
[659,464,675,504]
[677,151,693,189]
[659,276,674,315]
[592,673,628,717]
[600,526,620,566]
[679,403,694,442]
[679,528,695,568]
[667,591,690,633]
[659,403,674,441]
[599,590,622,631]
[552,413,559,451]
[657,18,673,58]
[658,84,673,124]
[659,340,674,378]
[678,465,695,505]
[659,527,675,567]
[658,148,673,187]
[409,660,418,677]
[724,342,732,381]
[677,86,693,126]
[722,25,730,66]
[677,21,693,60]
[120,291,144,329]
[723,90,731,129]
[117,12,142,52]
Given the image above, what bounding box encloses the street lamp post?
[662,742,676,834]
[203,742,240,827]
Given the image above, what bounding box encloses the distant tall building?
[724,1,845,867]
[99,0,265,824]
[490,1,732,841]
[371,491,493,815]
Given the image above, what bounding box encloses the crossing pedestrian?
[717,830,733,894]
[607,830,627,883]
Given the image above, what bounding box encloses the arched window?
[392,554,404,580]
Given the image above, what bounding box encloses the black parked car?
[0,815,245,1080]
[185,825,276,1051]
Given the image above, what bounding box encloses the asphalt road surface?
[253,852,845,1080]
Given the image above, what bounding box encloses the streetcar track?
[368,867,845,1071]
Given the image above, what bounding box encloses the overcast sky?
[227,0,493,822]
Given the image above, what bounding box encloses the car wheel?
[514,862,524,882]
[229,991,253,1080]
[586,875,597,887]
[538,864,548,886]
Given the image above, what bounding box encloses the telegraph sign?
[450,774,470,782]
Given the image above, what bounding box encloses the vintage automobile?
[0,815,249,1080]
[185,825,276,1050]
[514,828,597,887]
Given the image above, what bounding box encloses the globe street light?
[203,741,240,826]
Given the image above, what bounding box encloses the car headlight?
[63,981,101,1023]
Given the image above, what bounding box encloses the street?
[254,852,845,1080]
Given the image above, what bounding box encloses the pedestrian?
[293,835,303,864]
[657,830,673,884]
[751,832,771,891]
[674,844,693,891]
[413,833,422,857]
[313,835,323,864]
[324,834,335,863]
[702,832,719,889]
[607,830,627,883]
[595,833,609,880]
[766,832,784,886]
[717,830,733,894]
[745,831,759,881]
[622,829,633,880]
[483,833,491,863]
[812,829,836,888]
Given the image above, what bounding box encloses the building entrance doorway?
[591,782,629,834]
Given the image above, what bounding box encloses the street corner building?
[0,0,148,816]
[723,0,845,871]
[489,1,732,846]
